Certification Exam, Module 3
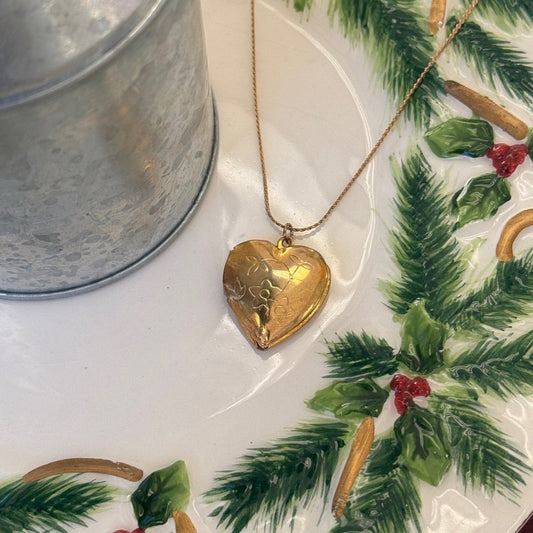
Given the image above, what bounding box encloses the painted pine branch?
[442,250,533,331]
[326,0,443,127]
[290,0,314,12]
[460,0,533,27]
[0,475,114,533]
[430,392,530,497]
[447,330,533,398]
[332,436,422,533]
[207,421,349,533]
[383,149,465,322]
[323,332,397,380]
[448,17,533,108]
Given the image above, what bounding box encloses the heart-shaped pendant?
[223,238,331,349]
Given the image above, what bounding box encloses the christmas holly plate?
[0,0,532,532]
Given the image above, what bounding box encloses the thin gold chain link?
[251,0,479,234]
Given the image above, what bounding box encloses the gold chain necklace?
[223,0,479,350]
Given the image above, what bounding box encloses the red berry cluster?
[113,529,144,533]
[486,143,529,178]
[390,374,431,415]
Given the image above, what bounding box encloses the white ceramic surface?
[0,0,531,531]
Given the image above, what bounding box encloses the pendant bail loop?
[281,223,294,248]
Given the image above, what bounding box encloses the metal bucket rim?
[0,0,168,110]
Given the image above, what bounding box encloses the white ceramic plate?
[0,1,531,532]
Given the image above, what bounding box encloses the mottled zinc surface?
[0,0,216,296]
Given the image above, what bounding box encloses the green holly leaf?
[451,173,511,228]
[424,117,494,158]
[132,460,190,529]
[306,379,389,423]
[526,128,533,161]
[399,300,447,374]
[394,406,451,486]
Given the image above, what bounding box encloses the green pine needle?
[447,330,533,398]
[0,475,114,533]
[448,17,533,107]
[460,0,533,27]
[206,420,349,533]
[383,149,465,322]
[430,392,530,498]
[322,332,397,380]
[332,437,422,533]
[290,0,314,12]
[288,1,533,123]
[326,0,443,127]
[443,250,533,331]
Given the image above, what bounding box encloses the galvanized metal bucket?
[0,0,217,298]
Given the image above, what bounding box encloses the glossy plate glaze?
[0,1,531,532]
